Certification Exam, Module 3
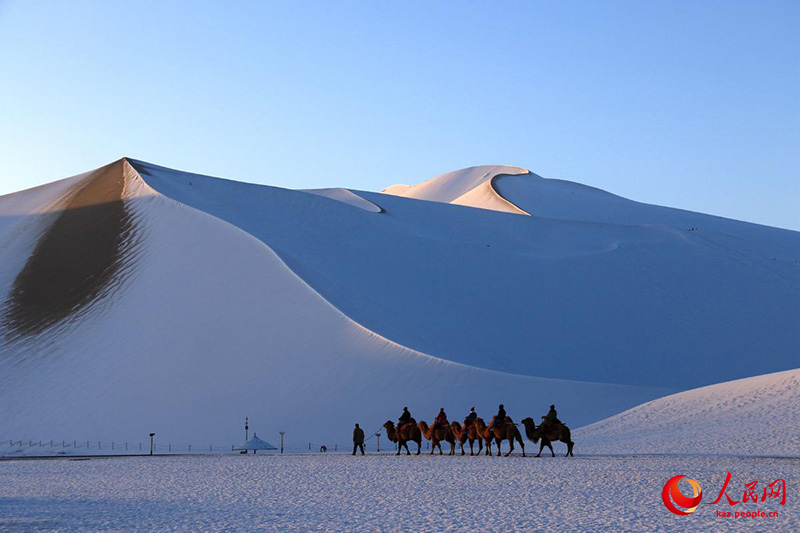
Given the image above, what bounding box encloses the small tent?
[237,433,277,454]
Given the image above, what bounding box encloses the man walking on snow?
[352,423,365,455]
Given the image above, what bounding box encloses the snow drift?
[576,368,800,456]
[0,158,798,452]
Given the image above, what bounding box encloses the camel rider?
[434,408,448,430]
[542,404,561,430]
[464,407,477,427]
[490,404,506,429]
[398,407,412,430]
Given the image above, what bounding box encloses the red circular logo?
[662,475,703,515]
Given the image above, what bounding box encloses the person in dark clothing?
[434,408,448,429]
[541,405,561,431]
[352,423,365,455]
[490,404,506,430]
[398,407,412,429]
[464,407,477,427]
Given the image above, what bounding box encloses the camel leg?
[536,441,544,457]
[478,439,483,455]
[416,440,421,455]
[450,441,455,456]
[395,442,401,456]
[547,442,555,457]
[495,438,502,457]
[567,441,574,457]
[505,438,513,457]
[518,435,526,458]
[485,440,491,456]
[460,441,465,456]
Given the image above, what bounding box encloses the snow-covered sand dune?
[0,158,798,450]
[577,368,800,456]
[300,187,383,213]
[0,160,664,447]
[134,159,799,389]
[383,165,531,215]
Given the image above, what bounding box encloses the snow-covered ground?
[577,368,800,456]
[0,454,796,531]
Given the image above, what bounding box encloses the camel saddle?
[542,420,564,435]
[399,418,416,435]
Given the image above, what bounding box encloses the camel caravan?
[382,404,575,458]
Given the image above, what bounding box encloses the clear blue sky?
[1,1,798,230]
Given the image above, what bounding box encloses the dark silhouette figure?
[541,404,561,431]
[490,404,506,429]
[352,423,365,455]
[398,407,412,430]
[464,407,477,427]
[434,407,448,430]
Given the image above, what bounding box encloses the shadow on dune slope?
[2,160,138,339]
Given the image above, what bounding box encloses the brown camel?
[450,421,483,456]
[383,420,422,455]
[418,421,456,455]
[474,417,525,457]
[520,417,574,457]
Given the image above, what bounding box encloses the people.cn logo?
[662,475,703,515]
